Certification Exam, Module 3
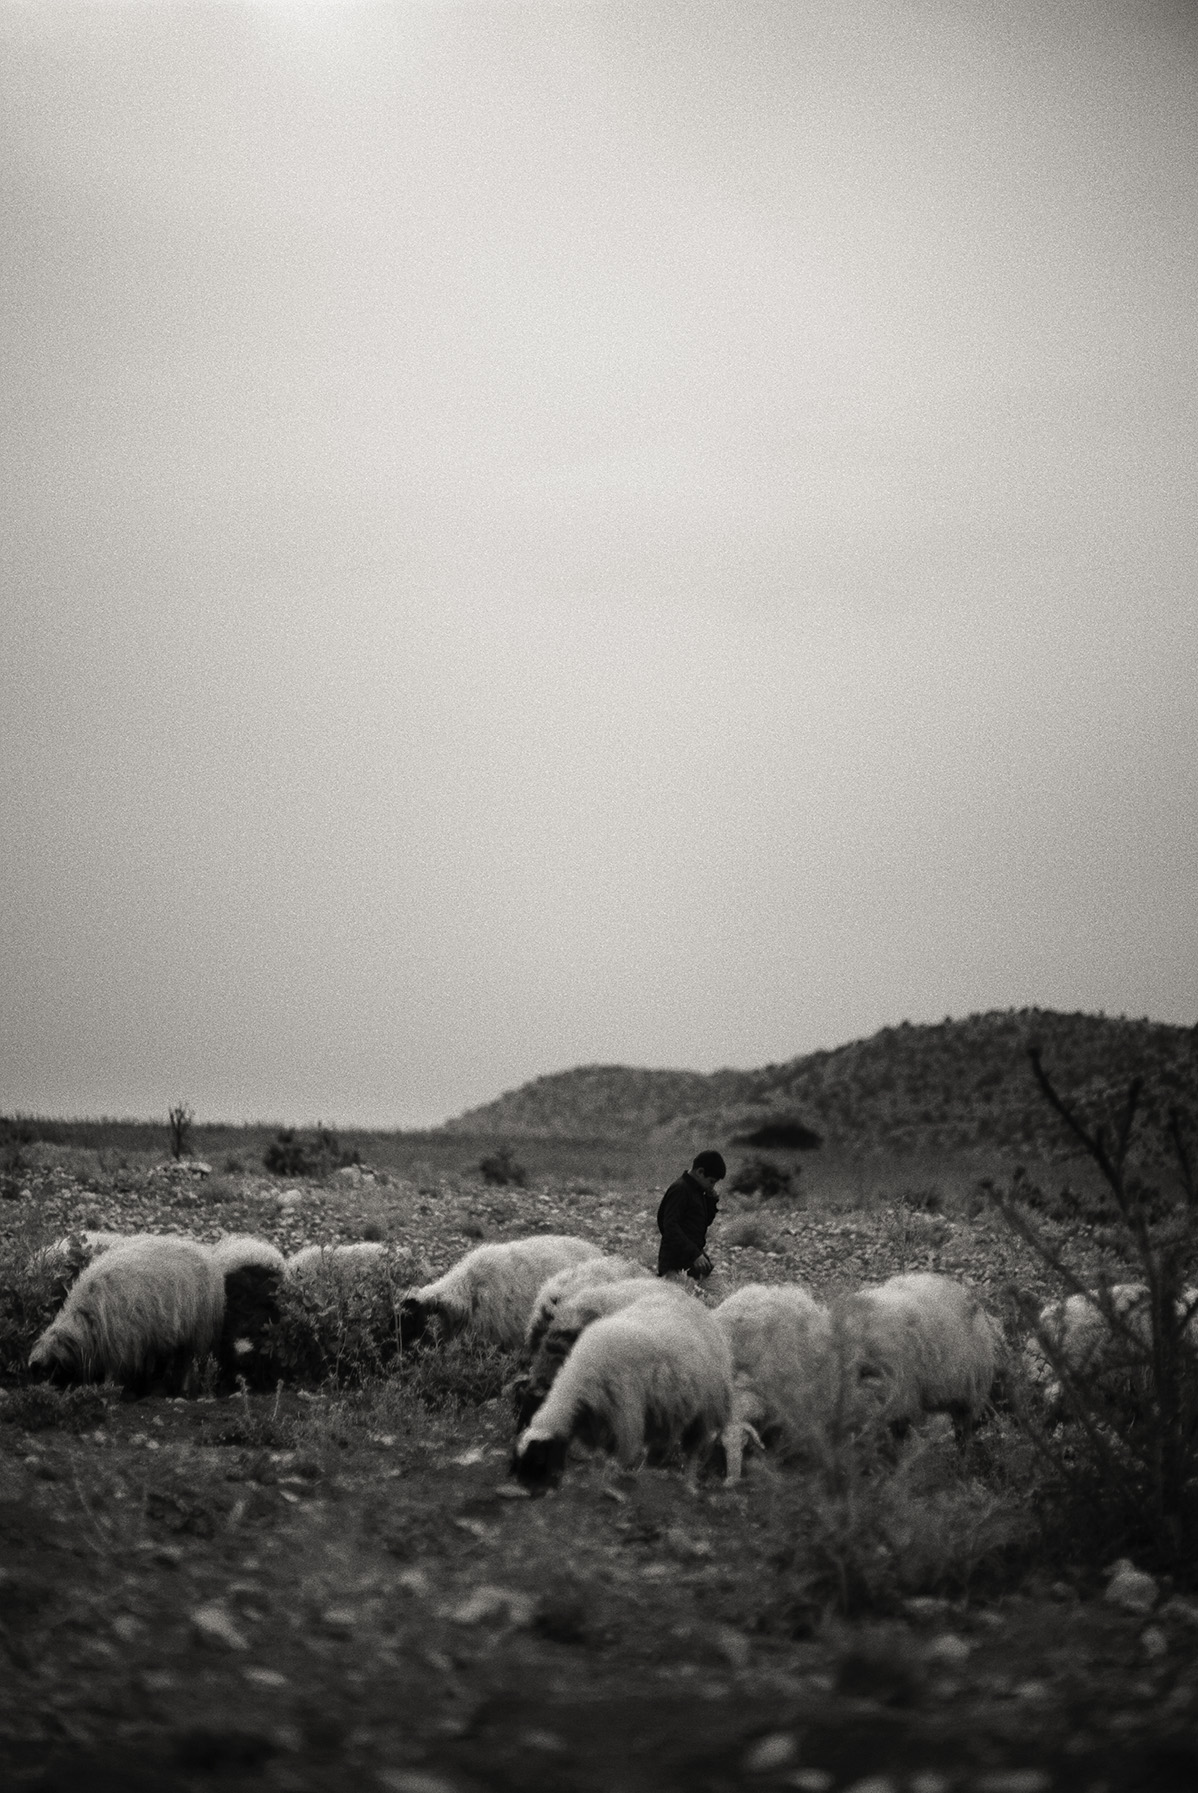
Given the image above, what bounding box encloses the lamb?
[513,1273,686,1428]
[27,1236,225,1396]
[512,1291,733,1488]
[399,1235,602,1351]
[831,1271,1003,1439]
[712,1282,834,1482]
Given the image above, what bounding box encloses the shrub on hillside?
[264,1126,359,1180]
[727,1155,799,1201]
[477,1146,528,1188]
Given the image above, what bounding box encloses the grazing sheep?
[1025,1282,1198,1417]
[713,1282,834,1482]
[28,1236,225,1396]
[209,1235,286,1389]
[512,1291,733,1488]
[399,1235,602,1352]
[832,1271,1002,1439]
[513,1273,685,1428]
[525,1254,653,1355]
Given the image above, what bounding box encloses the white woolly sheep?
[713,1282,835,1482]
[512,1291,733,1488]
[831,1271,1003,1439]
[525,1254,653,1355]
[28,1236,225,1396]
[399,1235,602,1352]
[513,1273,686,1428]
[1024,1282,1198,1416]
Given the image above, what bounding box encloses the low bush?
[987,1046,1198,1577]
[264,1126,360,1180]
[478,1146,528,1188]
[266,1245,424,1387]
[728,1155,799,1201]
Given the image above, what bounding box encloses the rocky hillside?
[441,1009,1198,1160]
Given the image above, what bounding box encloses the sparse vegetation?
[477,1144,528,1187]
[988,1046,1198,1574]
[728,1154,800,1201]
[263,1124,360,1179]
[168,1101,194,1160]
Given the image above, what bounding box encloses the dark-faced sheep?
[513,1272,689,1428]
[399,1235,602,1351]
[713,1282,834,1481]
[512,1291,732,1488]
[28,1236,225,1396]
[210,1235,286,1389]
[832,1271,1003,1440]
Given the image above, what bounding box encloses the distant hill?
[440,1010,1198,1160]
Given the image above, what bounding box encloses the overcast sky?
[2,1,1196,1130]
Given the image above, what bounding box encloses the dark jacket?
[656,1171,719,1276]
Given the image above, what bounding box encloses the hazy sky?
[2,1,1196,1129]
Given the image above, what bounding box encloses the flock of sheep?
[24,1224,1178,1486]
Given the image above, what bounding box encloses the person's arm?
[658,1186,706,1272]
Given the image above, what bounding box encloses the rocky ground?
[1,1149,1196,1793]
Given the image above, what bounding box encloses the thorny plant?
[985,1045,1198,1572]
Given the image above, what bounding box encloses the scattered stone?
[1104,1558,1158,1613]
[448,1585,534,1627]
[1141,1624,1168,1660]
[974,1772,1051,1793]
[903,1596,953,1623]
[908,1774,950,1793]
[787,1773,833,1793]
[243,1666,289,1688]
[377,1772,458,1793]
[925,1633,972,1667]
[840,1778,898,1793]
[190,1603,250,1652]
[743,1731,798,1773]
[711,1624,752,1670]
[111,1614,142,1643]
[321,1607,356,1637]
[1161,1595,1198,1628]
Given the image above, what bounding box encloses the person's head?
[691,1150,727,1186]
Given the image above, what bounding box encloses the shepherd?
[656,1150,726,1281]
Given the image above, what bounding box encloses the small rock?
[191,1603,250,1652]
[743,1731,797,1773]
[908,1775,950,1793]
[1141,1624,1168,1660]
[111,1614,142,1643]
[321,1607,356,1637]
[974,1773,1051,1793]
[1160,1595,1198,1628]
[903,1596,952,1623]
[448,1585,534,1626]
[711,1624,752,1670]
[787,1774,833,1793]
[925,1633,972,1667]
[376,1773,458,1793]
[841,1778,899,1793]
[1105,1558,1158,1614]
[243,1666,289,1688]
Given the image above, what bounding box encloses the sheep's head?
[398,1297,431,1349]
[512,1431,567,1490]
[28,1325,85,1386]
